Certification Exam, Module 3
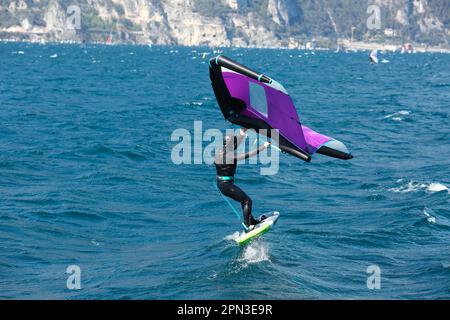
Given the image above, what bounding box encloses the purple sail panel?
[222,71,309,152]
[301,125,331,153]
[222,72,263,121]
[302,125,352,159]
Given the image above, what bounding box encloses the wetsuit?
[215,132,269,228]
[215,159,257,227]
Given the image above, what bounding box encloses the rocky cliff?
[0,0,448,47]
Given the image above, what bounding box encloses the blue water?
[1,42,449,299]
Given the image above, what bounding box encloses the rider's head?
[223,134,238,150]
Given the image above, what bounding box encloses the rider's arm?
[235,142,271,161]
[235,128,248,149]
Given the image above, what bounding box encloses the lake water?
[0,42,449,299]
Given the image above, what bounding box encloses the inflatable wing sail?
[209,55,353,162]
[370,49,379,64]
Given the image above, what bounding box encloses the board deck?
[235,212,280,245]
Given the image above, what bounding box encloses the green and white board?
[235,212,280,246]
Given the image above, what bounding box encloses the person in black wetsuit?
[215,128,270,230]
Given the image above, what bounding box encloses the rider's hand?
[240,128,248,136]
[264,141,271,147]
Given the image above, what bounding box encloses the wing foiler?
[209,55,353,162]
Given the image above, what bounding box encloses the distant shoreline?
[1,37,450,54]
[339,40,450,54]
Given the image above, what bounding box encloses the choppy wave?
[383,110,411,121]
[389,180,449,194]
[238,241,271,266]
[423,208,437,224]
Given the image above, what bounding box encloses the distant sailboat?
[105,28,112,45]
[401,43,415,54]
[105,23,115,45]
